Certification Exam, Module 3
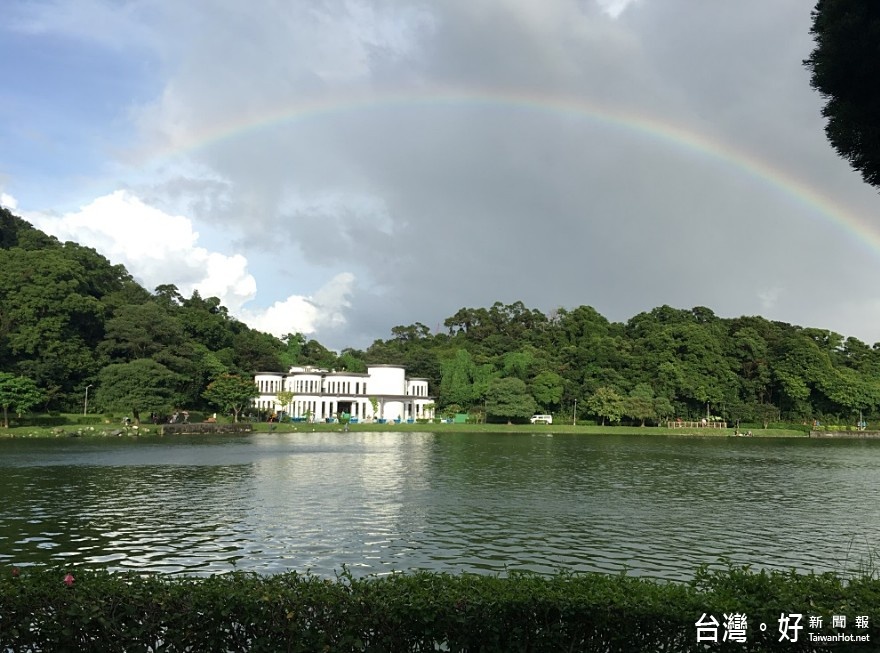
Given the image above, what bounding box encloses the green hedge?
[12,414,107,427]
[1,566,877,652]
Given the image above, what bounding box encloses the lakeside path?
[0,421,806,438]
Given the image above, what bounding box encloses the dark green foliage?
[96,360,184,418]
[0,373,43,428]
[202,374,260,422]
[0,213,293,413]
[4,209,880,427]
[586,386,624,426]
[530,370,564,410]
[365,300,880,426]
[336,349,367,373]
[0,567,876,652]
[805,0,880,189]
[0,207,55,250]
[485,377,536,421]
[0,247,107,399]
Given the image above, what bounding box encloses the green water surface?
[1,432,877,580]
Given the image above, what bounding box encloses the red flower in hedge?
[63,573,74,587]
[11,567,20,577]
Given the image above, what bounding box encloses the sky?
[2,0,880,349]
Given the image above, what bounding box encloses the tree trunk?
[2,405,7,428]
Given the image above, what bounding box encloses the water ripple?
[0,433,879,580]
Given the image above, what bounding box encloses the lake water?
[1,431,878,581]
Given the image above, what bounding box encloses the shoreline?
[0,421,808,439]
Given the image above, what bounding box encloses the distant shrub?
[14,415,67,427]
[15,414,105,427]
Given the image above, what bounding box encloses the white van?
[530,414,553,424]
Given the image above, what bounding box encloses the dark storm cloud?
[134,0,880,346]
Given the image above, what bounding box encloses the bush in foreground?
[0,566,877,652]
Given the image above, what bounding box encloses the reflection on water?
[0,432,879,580]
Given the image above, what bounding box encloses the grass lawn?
[249,421,806,437]
[0,415,807,438]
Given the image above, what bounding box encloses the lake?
[1,431,878,581]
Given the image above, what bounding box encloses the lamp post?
[573,398,577,426]
[83,384,93,416]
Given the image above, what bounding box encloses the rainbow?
[144,86,880,254]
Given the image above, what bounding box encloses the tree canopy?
[3,208,880,428]
[203,375,260,422]
[805,0,880,188]
[0,208,300,417]
[485,377,536,422]
[359,301,880,427]
[0,373,43,428]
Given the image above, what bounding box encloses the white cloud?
[241,273,355,337]
[758,287,783,311]
[8,1,880,347]
[8,0,156,51]
[595,0,640,19]
[23,190,354,336]
[0,192,17,210]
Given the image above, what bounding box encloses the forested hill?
[357,307,880,426]
[2,207,879,425]
[0,208,336,414]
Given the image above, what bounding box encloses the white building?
[253,364,435,422]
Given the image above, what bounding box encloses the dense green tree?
[192,344,230,380]
[501,351,535,380]
[819,367,880,418]
[0,208,56,250]
[336,350,367,373]
[0,247,105,403]
[729,325,772,405]
[485,377,536,422]
[95,359,184,421]
[178,291,235,351]
[624,384,656,426]
[153,284,184,308]
[805,0,880,188]
[97,301,206,407]
[402,348,442,395]
[653,395,675,425]
[7,208,880,428]
[0,373,43,428]
[473,364,497,402]
[530,371,564,411]
[440,349,480,407]
[586,387,624,426]
[279,333,306,369]
[297,338,337,369]
[389,322,431,342]
[203,374,259,423]
[98,302,187,361]
[772,332,833,417]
